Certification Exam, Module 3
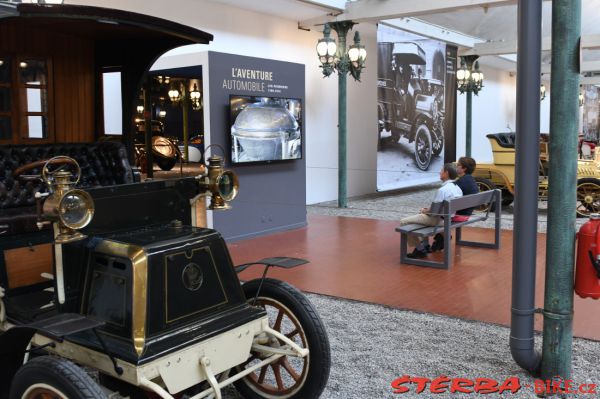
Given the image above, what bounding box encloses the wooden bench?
[395,189,502,269]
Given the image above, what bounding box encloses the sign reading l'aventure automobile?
[222,67,288,94]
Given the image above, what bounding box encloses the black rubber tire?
[234,278,331,399]
[414,124,432,171]
[10,356,106,399]
[501,190,514,207]
[576,178,600,217]
[474,177,498,212]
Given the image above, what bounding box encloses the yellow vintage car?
[472,133,600,217]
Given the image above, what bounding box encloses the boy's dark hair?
[443,163,458,180]
[457,156,476,175]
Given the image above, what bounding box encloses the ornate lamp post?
[316,22,366,208]
[456,55,484,157]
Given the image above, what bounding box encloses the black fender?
[0,326,38,398]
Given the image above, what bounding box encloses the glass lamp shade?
[136,105,144,114]
[348,46,359,62]
[158,110,167,118]
[359,47,367,62]
[168,88,180,103]
[472,71,482,83]
[317,39,337,58]
[190,84,201,101]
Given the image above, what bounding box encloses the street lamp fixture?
[456,55,484,157]
[190,83,202,111]
[316,21,367,208]
[168,84,181,104]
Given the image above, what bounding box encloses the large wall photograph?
[377,24,457,191]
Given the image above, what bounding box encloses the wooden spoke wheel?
[576,178,600,217]
[474,177,498,212]
[235,278,331,399]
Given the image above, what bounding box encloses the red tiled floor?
[231,214,600,341]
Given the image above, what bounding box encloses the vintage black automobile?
[377,42,445,171]
[0,3,330,399]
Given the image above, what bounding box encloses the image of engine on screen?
[230,96,302,164]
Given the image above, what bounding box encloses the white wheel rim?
[21,383,68,399]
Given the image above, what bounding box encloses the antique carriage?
[0,3,330,398]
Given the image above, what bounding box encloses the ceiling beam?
[299,0,517,28]
[382,18,481,48]
[462,34,600,56]
[540,61,600,74]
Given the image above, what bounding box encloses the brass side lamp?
[197,145,239,210]
[37,157,95,243]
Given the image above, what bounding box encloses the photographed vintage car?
[377,42,445,171]
[472,132,600,217]
[0,3,330,399]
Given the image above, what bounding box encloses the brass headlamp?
[38,157,95,243]
[198,145,239,210]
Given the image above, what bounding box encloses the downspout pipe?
[540,0,581,381]
[510,0,542,374]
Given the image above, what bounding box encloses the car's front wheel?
[414,124,433,171]
[10,356,106,399]
[235,278,331,399]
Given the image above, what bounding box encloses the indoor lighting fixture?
[168,84,180,104]
[456,55,484,158]
[19,61,28,69]
[316,21,367,208]
[0,60,4,67]
[540,84,546,101]
[158,110,167,118]
[156,75,170,85]
[189,83,202,111]
[457,57,484,94]
[136,105,144,114]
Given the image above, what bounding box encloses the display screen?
[230,95,302,164]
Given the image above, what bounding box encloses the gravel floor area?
[221,294,600,399]
[307,183,589,233]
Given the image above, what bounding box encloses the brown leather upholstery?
[0,142,134,236]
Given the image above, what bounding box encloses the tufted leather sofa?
[0,142,135,236]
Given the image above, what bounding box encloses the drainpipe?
[541,0,580,382]
[510,0,542,374]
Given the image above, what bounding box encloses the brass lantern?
[39,157,95,243]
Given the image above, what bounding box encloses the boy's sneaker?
[431,233,444,252]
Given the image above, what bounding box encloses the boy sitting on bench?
[398,163,462,259]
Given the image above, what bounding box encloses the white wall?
[455,66,517,163]
[65,0,536,203]
[65,0,377,205]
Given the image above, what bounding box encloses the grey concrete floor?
[308,182,588,233]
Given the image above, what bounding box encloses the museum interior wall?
[65,0,548,205]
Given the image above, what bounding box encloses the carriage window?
[0,55,53,143]
[102,71,123,135]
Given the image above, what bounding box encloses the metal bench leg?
[400,232,408,263]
